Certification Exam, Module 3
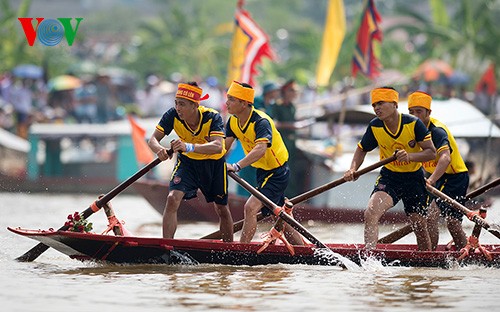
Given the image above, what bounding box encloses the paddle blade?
[15,243,50,262]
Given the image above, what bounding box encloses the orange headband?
[176,83,209,104]
[227,81,254,103]
[408,91,432,110]
[371,88,399,104]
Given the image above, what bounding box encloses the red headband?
[176,83,209,103]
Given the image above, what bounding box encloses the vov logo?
[18,18,83,46]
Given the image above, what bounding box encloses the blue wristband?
[185,143,194,153]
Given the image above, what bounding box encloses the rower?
[408,91,469,250]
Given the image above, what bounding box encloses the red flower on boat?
[64,212,93,233]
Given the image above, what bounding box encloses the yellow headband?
[176,83,209,104]
[371,88,399,104]
[408,91,432,110]
[227,81,254,103]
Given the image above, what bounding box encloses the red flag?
[226,1,276,87]
[352,0,383,79]
[476,63,497,96]
[128,115,154,165]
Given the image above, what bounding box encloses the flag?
[315,0,346,87]
[128,115,154,165]
[352,0,383,79]
[226,1,276,87]
[476,63,497,96]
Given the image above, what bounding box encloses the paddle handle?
[228,171,328,248]
[378,176,500,244]
[289,153,397,205]
[466,177,500,199]
[96,157,163,209]
[378,225,414,244]
[426,184,500,240]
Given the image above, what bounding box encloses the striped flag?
[226,2,276,87]
[352,0,382,79]
[315,0,346,87]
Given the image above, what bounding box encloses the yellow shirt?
[155,106,226,160]
[226,107,288,170]
[358,113,431,172]
[423,117,467,174]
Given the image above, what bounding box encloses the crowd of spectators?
[1,65,498,142]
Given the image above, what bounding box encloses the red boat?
[8,227,500,268]
[133,179,407,224]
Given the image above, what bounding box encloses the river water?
[1,192,500,312]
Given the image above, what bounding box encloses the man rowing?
[224,81,303,244]
[343,87,436,250]
[408,91,469,250]
[148,81,234,242]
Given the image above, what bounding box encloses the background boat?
[0,118,173,194]
[0,126,29,178]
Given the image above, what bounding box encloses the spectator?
[254,81,280,114]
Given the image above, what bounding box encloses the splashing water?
[164,250,200,265]
[313,248,360,270]
[358,253,391,271]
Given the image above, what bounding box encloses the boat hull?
[8,227,500,268]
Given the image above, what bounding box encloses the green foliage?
[0,0,32,71]
[386,0,500,84]
[126,2,233,80]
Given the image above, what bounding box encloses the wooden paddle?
[465,177,500,199]
[202,153,397,240]
[267,152,399,242]
[287,152,398,205]
[229,172,349,270]
[15,152,171,262]
[425,183,500,240]
[227,171,331,249]
[378,177,500,244]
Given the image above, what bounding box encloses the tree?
[383,0,500,82]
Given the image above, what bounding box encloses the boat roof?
[0,127,30,152]
[398,97,500,138]
[29,117,161,139]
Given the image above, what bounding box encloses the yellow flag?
[226,22,248,87]
[316,0,346,86]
